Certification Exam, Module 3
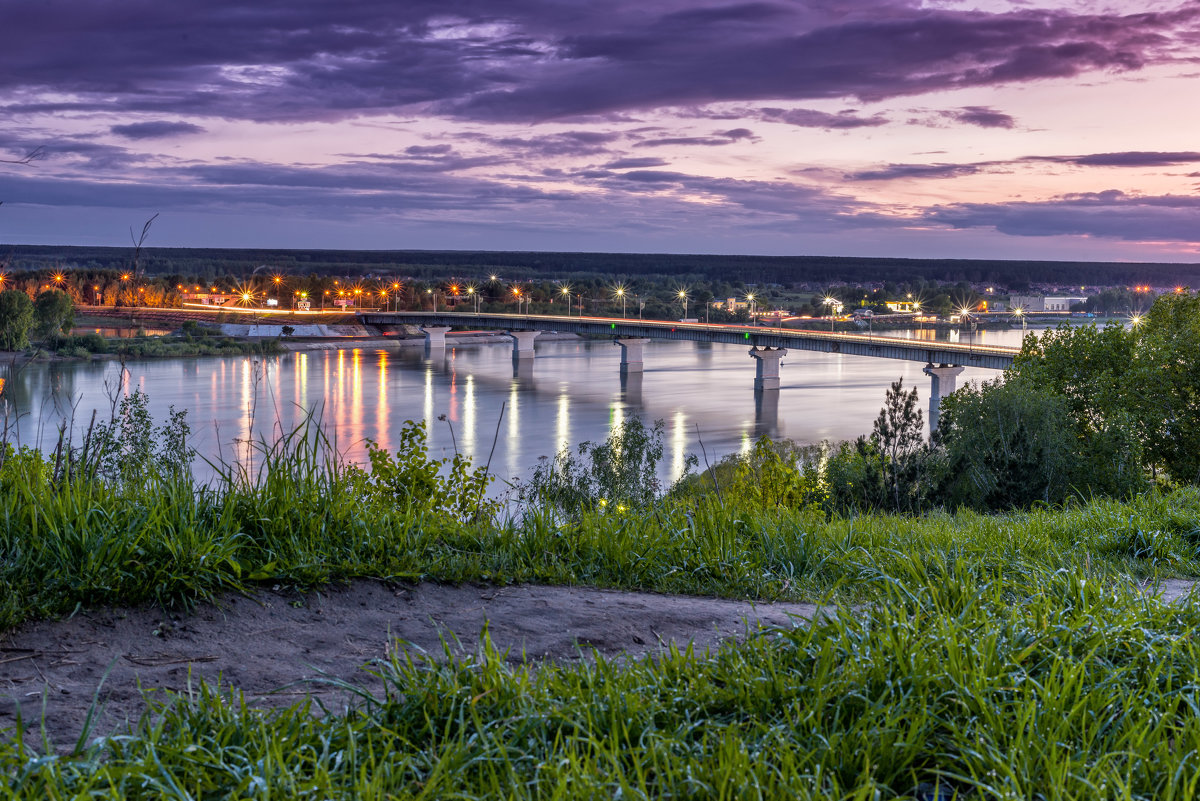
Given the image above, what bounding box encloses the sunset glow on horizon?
[2,0,1199,261]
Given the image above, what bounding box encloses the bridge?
[360,311,1020,429]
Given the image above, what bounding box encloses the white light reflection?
[556,391,570,454]
[463,375,476,453]
[671,411,687,481]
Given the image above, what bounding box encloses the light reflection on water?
[0,328,1032,487]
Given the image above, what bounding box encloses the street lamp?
[560,285,571,316]
[677,289,689,320]
[427,287,437,312]
[1130,312,1144,328]
[615,285,626,318]
[1013,306,1026,335]
[823,296,838,331]
[959,307,975,348]
[746,293,756,320]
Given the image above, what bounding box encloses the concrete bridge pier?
[923,363,965,432]
[750,346,787,391]
[512,356,534,382]
[620,370,643,407]
[421,326,451,350]
[615,338,650,374]
[508,330,541,359]
[754,388,780,438]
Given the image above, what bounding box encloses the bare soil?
[0,581,820,746]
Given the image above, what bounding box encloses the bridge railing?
[362,310,1020,358]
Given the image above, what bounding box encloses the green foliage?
[523,417,681,517]
[938,378,1079,509]
[1138,293,1200,483]
[872,377,927,512]
[824,435,891,513]
[0,289,34,351]
[87,390,196,486]
[1010,296,1200,485]
[360,420,499,524]
[730,438,827,509]
[32,289,74,342]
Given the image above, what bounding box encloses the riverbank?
[2,403,1200,794]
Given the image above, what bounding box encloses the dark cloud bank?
[3,0,1195,123]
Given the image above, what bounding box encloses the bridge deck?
[361,311,1018,370]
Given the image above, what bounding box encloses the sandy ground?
[0,581,820,746]
[3,578,1195,747]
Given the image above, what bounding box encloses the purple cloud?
[1057,151,1200,167]
[2,1,1193,124]
[635,128,758,148]
[110,120,205,139]
[847,163,984,181]
[605,157,670,169]
[946,106,1015,129]
[928,191,1200,242]
[759,107,889,129]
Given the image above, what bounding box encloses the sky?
[2,0,1200,261]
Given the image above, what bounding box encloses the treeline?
[6,244,1200,288]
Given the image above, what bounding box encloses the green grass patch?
[2,415,1200,630]
[7,565,1200,798]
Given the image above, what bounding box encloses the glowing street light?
[615,285,627,318]
[560,285,571,316]
[677,289,689,320]
[1013,306,1027,335]
[467,285,480,313]
[1131,312,1144,328]
[822,296,839,331]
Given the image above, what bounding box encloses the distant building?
[714,297,749,312]
[180,291,238,306]
[1044,296,1087,312]
[885,301,917,313]
[1008,294,1087,313]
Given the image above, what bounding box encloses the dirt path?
[0,581,820,746]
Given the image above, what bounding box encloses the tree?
[937,377,1146,510]
[1009,297,1200,485]
[0,289,34,351]
[33,289,74,342]
[872,378,925,511]
[1136,294,1200,483]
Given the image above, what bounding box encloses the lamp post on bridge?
[560,285,571,316]
[615,286,626,318]
[677,289,689,320]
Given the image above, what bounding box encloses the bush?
[356,420,499,524]
[523,417,684,518]
[937,378,1147,510]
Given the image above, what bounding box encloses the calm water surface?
[0,326,1031,487]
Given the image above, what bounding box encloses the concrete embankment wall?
[218,323,378,337]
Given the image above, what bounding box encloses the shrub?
[522,417,683,518]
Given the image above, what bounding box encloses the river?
[0,326,1034,488]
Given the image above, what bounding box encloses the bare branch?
[129,213,160,280]
[0,146,45,165]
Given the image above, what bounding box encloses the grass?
[2,417,1200,630]
[5,414,1200,797]
[5,563,1200,798]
